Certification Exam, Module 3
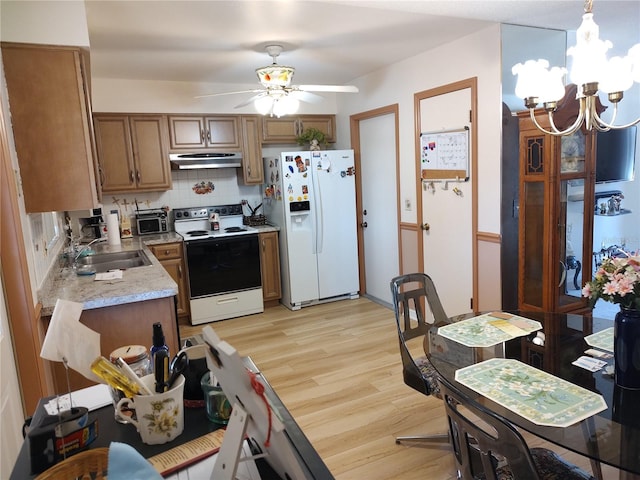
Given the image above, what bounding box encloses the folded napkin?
[108,442,162,480]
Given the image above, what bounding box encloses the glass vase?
[614,307,640,389]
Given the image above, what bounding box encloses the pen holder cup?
[201,372,231,425]
[115,374,185,445]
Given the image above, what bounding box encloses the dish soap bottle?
[150,322,169,371]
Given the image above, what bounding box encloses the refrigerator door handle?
[312,162,323,255]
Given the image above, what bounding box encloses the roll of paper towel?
[106,213,121,246]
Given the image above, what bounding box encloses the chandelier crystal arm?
[528,102,585,136]
[592,105,640,130]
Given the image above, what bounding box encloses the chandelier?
[512,0,640,136]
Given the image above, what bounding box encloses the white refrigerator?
[263,149,360,310]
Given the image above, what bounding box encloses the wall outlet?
[404,198,412,211]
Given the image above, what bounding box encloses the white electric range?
[173,204,263,325]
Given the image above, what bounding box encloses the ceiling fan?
[196,45,359,116]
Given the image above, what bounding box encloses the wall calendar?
[420,127,469,181]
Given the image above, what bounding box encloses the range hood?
[169,152,242,170]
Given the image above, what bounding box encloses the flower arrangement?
[582,255,640,310]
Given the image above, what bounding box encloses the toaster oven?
[136,210,168,235]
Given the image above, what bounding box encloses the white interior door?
[421,89,473,316]
[359,113,398,304]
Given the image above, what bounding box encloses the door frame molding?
[1,91,46,414]
[414,77,479,308]
[350,104,400,295]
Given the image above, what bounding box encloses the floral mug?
[116,374,185,445]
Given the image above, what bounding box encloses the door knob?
[361,222,368,228]
[421,223,430,231]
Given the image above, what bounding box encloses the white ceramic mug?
[115,373,185,445]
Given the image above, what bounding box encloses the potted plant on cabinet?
[295,127,327,151]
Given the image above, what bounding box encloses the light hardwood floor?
[178,297,615,479]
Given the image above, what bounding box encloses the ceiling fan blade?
[194,89,264,99]
[298,84,359,93]
[234,92,268,109]
[290,90,324,104]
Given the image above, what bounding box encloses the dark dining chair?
[438,374,596,480]
[390,273,449,446]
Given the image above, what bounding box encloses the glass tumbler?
[200,371,231,424]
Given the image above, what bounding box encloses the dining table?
[426,310,640,479]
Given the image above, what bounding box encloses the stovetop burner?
[173,203,259,240]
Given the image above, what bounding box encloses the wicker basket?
[35,448,109,480]
[243,214,266,226]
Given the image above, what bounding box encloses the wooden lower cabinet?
[260,231,282,306]
[149,242,190,321]
[43,297,179,394]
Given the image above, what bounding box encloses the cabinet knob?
[164,250,170,255]
[200,130,205,143]
[136,171,141,183]
[129,170,134,183]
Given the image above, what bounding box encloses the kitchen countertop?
[38,235,182,316]
[38,227,279,317]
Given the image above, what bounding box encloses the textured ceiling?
[85,0,640,87]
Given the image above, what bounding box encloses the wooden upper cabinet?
[1,42,99,213]
[261,115,336,144]
[93,114,171,193]
[168,115,241,150]
[240,115,264,185]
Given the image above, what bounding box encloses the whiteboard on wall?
[420,127,469,180]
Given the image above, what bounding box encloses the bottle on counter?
[150,322,169,373]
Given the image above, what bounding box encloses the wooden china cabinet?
[517,111,596,314]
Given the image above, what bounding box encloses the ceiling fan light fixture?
[256,65,295,88]
[254,95,274,115]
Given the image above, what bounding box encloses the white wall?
[336,25,503,235]
[0,0,90,46]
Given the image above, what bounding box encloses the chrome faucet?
[73,237,107,265]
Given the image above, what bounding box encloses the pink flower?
[603,282,618,296]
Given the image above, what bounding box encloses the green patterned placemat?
[584,327,614,352]
[455,358,607,428]
[437,312,542,347]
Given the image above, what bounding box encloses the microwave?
[136,211,168,235]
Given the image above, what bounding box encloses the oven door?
[185,235,261,298]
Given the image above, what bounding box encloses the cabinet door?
[149,243,190,319]
[93,115,136,193]
[130,115,172,191]
[260,231,282,302]
[204,116,241,149]
[168,116,206,149]
[240,116,264,184]
[299,115,336,142]
[261,115,336,144]
[261,117,299,143]
[2,44,99,212]
[159,257,190,318]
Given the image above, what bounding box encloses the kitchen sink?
[76,249,152,273]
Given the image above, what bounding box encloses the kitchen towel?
[106,213,121,246]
